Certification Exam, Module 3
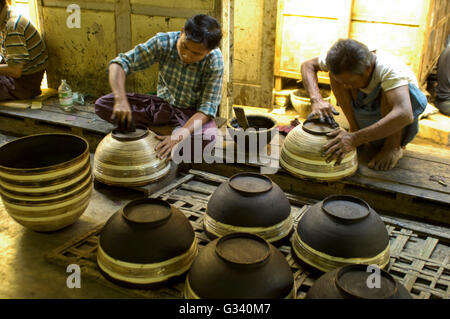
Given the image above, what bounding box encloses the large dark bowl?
[306,264,412,299]
[292,195,390,273]
[97,198,198,288]
[227,114,278,153]
[185,233,295,299]
[205,172,293,244]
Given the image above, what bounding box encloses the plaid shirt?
[110,31,223,118]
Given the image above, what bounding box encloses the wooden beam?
[42,0,115,11]
[131,5,212,18]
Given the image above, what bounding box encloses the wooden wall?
[36,0,233,118]
[275,0,450,89]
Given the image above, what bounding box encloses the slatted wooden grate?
[45,169,450,299]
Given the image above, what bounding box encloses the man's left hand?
[155,135,181,160]
[323,128,357,166]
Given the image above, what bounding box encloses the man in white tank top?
[301,39,427,171]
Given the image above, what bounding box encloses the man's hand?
[155,135,182,160]
[308,99,340,128]
[323,128,357,166]
[111,98,132,128]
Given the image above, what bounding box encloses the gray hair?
[326,39,373,75]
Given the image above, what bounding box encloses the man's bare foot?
[368,146,403,171]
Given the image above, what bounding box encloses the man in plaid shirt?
[95,14,223,159]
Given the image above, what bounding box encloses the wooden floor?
[0,99,448,224]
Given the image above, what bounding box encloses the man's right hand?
[308,99,340,127]
[111,98,133,128]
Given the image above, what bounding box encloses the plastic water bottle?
[58,79,73,111]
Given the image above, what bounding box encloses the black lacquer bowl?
[184,233,295,299]
[306,264,412,299]
[97,198,198,288]
[204,172,293,244]
[292,195,390,273]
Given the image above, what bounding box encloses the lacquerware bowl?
[184,233,295,299]
[94,127,170,187]
[227,114,278,153]
[292,195,390,273]
[97,198,198,287]
[306,264,412,299]
[280,120,358,181]
[205,172,293,244]
[0,133,92,232]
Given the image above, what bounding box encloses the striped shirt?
[0,6,48,75]
[110,31,223,118]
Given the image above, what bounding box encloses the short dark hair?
[184,14,222,50]
[326,39,373,75]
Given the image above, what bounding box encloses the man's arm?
[351,85,414,145]
[324,85,414,164]
[155,111,211,159]
[108,36,162,125]
[108,63,131,124]
[0,64,22,78]
[301,57,339,124]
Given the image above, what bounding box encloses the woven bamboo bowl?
[0,133,92,232]
[306,264,412,299]
[204,172,293,244]
[280,121,358,181]
[94,128,170,187]
[184,233,295,299]
[97,198,198,288]
[292,195,390,273]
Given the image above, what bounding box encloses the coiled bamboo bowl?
[280,121,358,181]
[0,133,92,232]
[97,198,198,287]
[94,128,170,187]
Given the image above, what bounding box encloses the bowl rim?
[0,133,89,173]
[215,232,271,267]
[228,172,273,195]
[121,198,173,226]
[335,264,399,299]
[111,126,150,141]
[321,194,371,222]
[226,114,278,133]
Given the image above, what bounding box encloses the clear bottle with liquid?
[58,79,73,111]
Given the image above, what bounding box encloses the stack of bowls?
[205,172,293,244]
[185,233,295,299]
[0,133,92,232]
[292,195,390,273]
[307,264,412,299]
[97,198,198,287]
[94,127,170,187]
[280,120,358,181]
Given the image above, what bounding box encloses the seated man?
[435,45,450,116]
[301,39,427,171]
[95,14,223,160]
[0,0,48,100]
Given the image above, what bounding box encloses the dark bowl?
[306,264,412,299]
[185,233,295,299]
[227,114,278,153]
[97,198,198,287]
[292,195,390,273]
[205,172,293,244]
